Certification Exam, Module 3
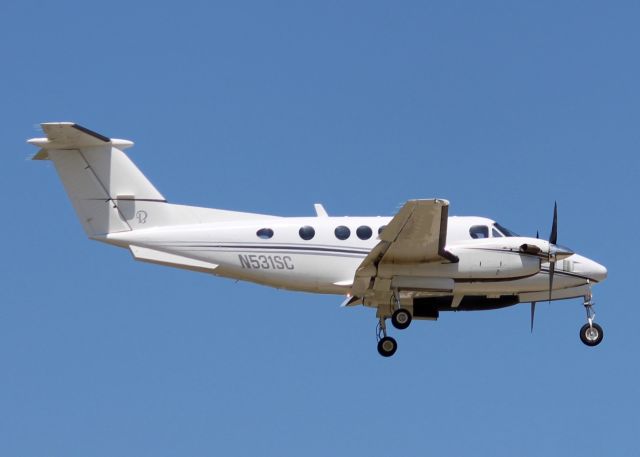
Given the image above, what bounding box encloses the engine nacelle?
[452,247,541,278]
[378,246,540,279]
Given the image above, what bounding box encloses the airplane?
[28,122,608,357]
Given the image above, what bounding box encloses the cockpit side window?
[492,228,503,238]
[493,223,519,237]
[469,225,489,239]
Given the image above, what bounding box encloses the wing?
[351,199,457,300]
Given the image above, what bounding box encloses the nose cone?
[572,255,608,283]
[590,261,608,282]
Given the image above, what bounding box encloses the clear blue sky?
[1,1,638,455]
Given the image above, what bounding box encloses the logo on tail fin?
[136,210,148,224]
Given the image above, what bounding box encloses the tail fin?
[30,122,278,237]
[30,123,167,236]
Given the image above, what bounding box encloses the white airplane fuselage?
[101,214,607,308]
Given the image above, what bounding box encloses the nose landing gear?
[580,322,603,346]
[580,284,603,347]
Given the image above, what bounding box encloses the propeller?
[530,202,573,332]
[547,202,558,302]
[530,302,536,332]
[549,202,558,245]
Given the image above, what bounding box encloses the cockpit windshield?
[493,223,519,237]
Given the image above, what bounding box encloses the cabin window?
[299,225,315,240]
[256,228,274,239]
[469,225,489,239]
[378,225,387,235]
[334,225,351,240]
[356,225,373,240]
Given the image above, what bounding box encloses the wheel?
[580,323,604,347]
[391,308,412,330]
[377,336,398,357]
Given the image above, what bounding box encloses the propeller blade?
[536,230,539,239]
[547,202,558,302]
[549,202,558,245]
[548,261,555,303]
[530,302,536,332]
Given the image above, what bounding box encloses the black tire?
[391,308,412,330]
[377,336,398,357]
[580,323,604,347]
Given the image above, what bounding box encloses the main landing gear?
[579,283,604,347]
[391,308,412,330]
[376,304,413,357]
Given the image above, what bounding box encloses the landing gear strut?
[375,291,412,356]
[390,288,412,330]
[376,317,397,357]
[580,283,604,347]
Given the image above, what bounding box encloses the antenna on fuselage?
[314,203,329,217]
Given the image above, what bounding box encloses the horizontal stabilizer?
[29,122,133,159]
[129,245,219,274]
